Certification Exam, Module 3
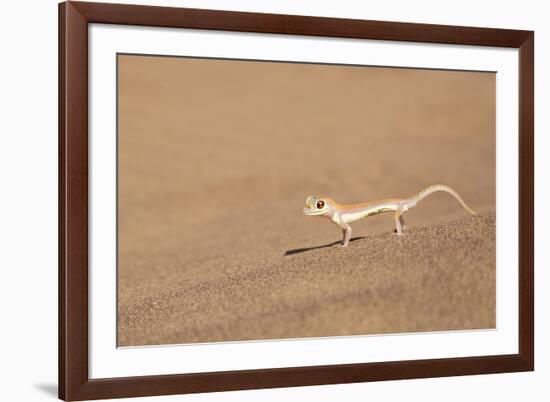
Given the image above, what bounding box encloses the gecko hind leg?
[394,212,404,236]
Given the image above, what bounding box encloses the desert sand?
[117,55,496,346]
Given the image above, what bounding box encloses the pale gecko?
[303,184,477,247]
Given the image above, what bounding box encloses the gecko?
[303,184,477,247]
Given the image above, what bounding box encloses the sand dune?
[118,215,495,346]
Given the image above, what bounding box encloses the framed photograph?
[59,1,534,400]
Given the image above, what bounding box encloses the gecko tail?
[409,184,477,215]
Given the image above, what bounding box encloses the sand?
[118,215,495,346]
[117,55,496,346]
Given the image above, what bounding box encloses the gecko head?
[303,196,333,216]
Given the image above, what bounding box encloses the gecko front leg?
[341,223,352,247]
[394,212,404,236]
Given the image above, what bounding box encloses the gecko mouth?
[303,208,325,216]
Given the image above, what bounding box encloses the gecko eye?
[316,200,325,209]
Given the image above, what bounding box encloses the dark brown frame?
[59,1,534,400]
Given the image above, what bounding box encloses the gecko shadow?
[284,237,367,256]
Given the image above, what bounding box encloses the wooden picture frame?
[59,1,534,400]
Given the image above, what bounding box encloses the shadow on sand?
[285,237,367,256]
